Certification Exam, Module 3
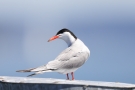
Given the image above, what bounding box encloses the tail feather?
[16,65,57,77]
[27,73,37,77]
[16,68,35,72]
[27,71,47,77]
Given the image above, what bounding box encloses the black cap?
[56,28,77,39]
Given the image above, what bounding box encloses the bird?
[16,28,90,80]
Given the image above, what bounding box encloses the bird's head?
[48,28,77,46]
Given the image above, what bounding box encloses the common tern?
[17,28,90,80]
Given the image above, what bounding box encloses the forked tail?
[16,65,55,77]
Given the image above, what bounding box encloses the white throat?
[64,35,76,47]
[59,32,76,47]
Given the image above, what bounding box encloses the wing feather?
[46,41,89,72]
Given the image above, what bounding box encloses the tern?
[17,28,90,80]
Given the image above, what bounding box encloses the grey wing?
[46,46,89,70]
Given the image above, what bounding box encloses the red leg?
[66,73,69,80]
[71,72,75,80]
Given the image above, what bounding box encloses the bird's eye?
[58,34,62,36]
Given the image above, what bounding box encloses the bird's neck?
[63,36,76,47]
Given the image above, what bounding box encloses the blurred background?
[0,0,135,84]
